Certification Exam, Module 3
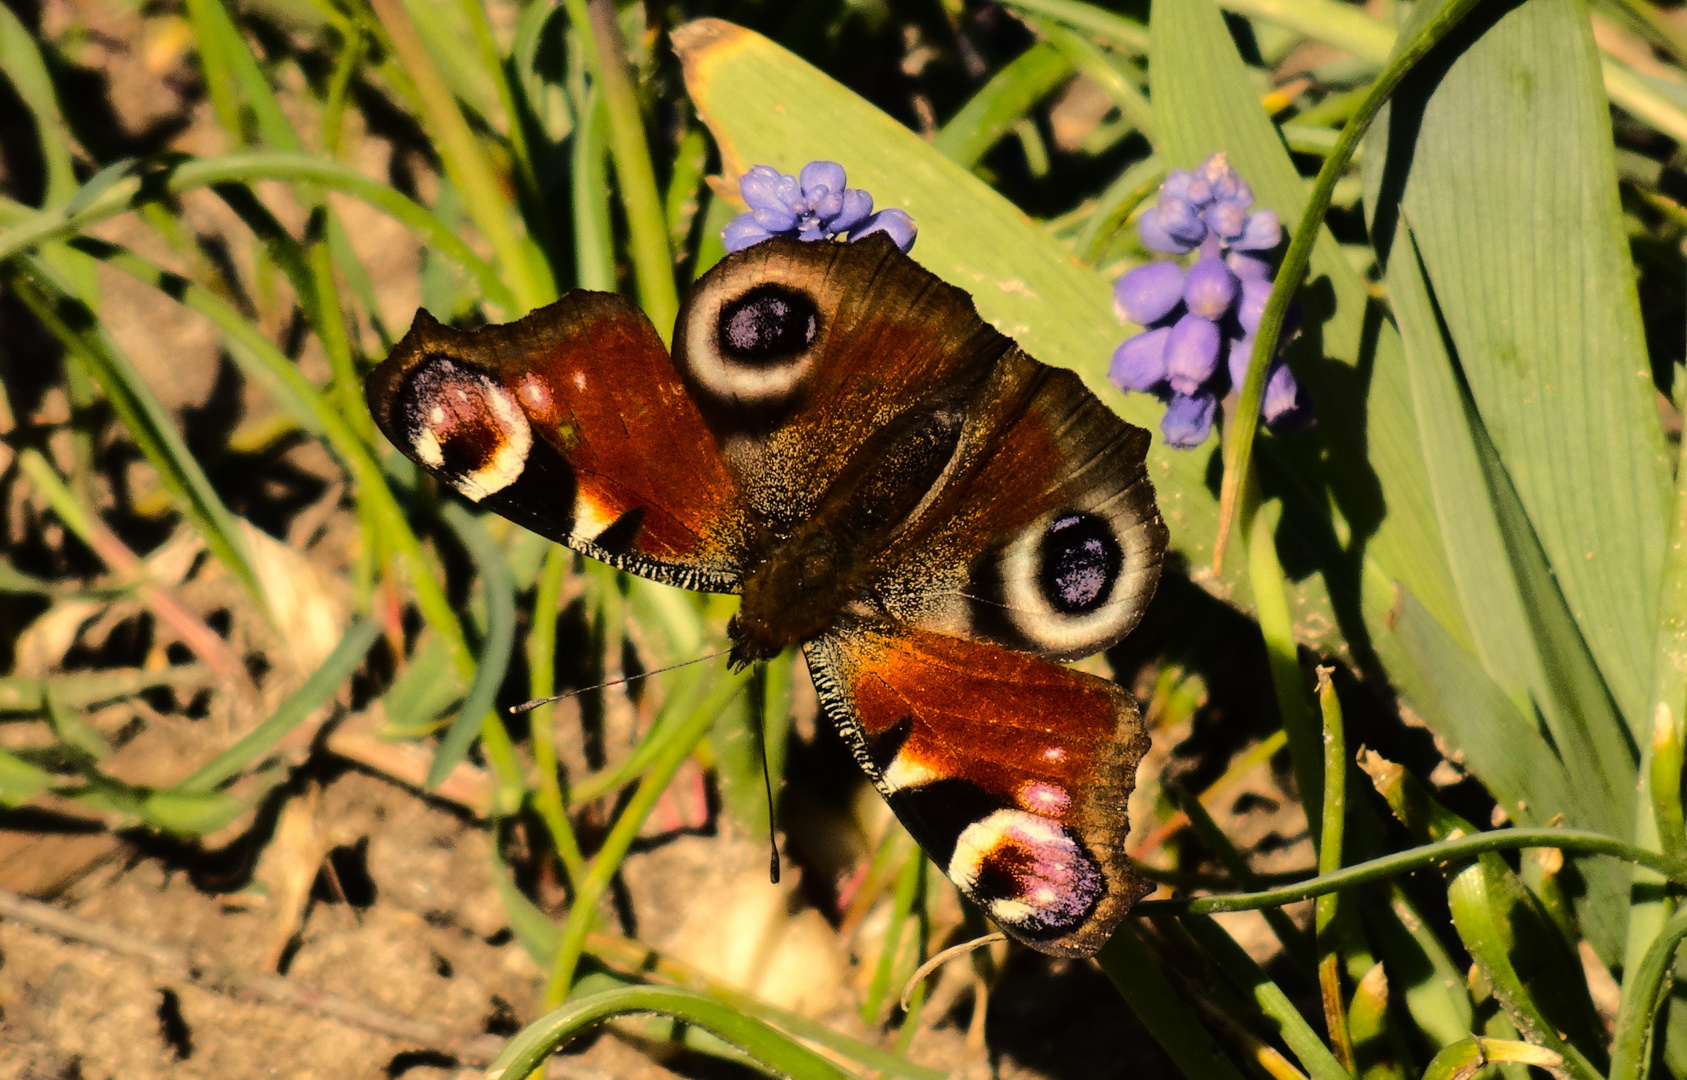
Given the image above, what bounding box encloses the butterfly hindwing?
[806,618,1151,957]
[367,296,755,591]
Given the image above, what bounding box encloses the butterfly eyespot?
[949,810,1104,938]
[397,356,532,502]
[680,278,824,410]
[719,285,819,363]
[1039,513,1122,615]
[969,503,1158,660]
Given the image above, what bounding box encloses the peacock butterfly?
[365,234,1168,957]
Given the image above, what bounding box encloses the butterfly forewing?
[367,296,755,592]
[673,236,1008,533]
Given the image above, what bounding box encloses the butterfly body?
[367,235,1168,956]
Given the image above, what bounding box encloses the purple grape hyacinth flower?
[1105,152,1311,448]
[723,162,916,254]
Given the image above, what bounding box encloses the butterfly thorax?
[728,527,866,667]
[725,391,974,668]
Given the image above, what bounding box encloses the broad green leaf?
[1362,0,1671,733]
[1370,580,1629,959]
[1149,0,1465,648]
[1381,221,1633,957]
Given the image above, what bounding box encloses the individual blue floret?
[1114,262,1186,326]
[1161,392,1217,448]
[723,162,916,254]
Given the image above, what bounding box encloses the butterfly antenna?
[755,664,782,884]
[508,648,733,715]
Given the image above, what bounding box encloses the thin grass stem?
[527,544,587,885]
[542,668,750,1005]
[1133,828,1687,915]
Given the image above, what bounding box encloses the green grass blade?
[1039,22,1154,141]
[542,667,750,1004]
[1359,884,1474,1049]
[0,747,56,808]
[571,85,615,292]
[0,668,206,714]
[4,259,267,612]
[367,0,554,311]
[1074,154,1164,264]
[1619,321,1687,1074]
[527,544,586,883]
[428,504,519,791]
[178,619,381,793]
[0,154,517,315]
[453,0,541,220]
[56,230,523,806]
[932,41,1073,170]
[665,123,708,256]
[1182,913,1353,1080]
[1611,905,1687,1080]
[1245,494,1323,821]
[567,0,676,336]
[184,0,301,149]
[1134,826,1687,915]
[996,0,1149,53]
[486,985,858,1080]
[0,2,77,206]
[1221,0,1395,65]
[1420,1038,1568,1080]
[1096,929,1249,1080]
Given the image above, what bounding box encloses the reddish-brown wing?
[366,296,755,591]
[671,236,1009,533]
[806,618,1150,957]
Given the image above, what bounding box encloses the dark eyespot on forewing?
[718,284,820,364]
[393,355,532,502]
[1040,512,1121,614]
